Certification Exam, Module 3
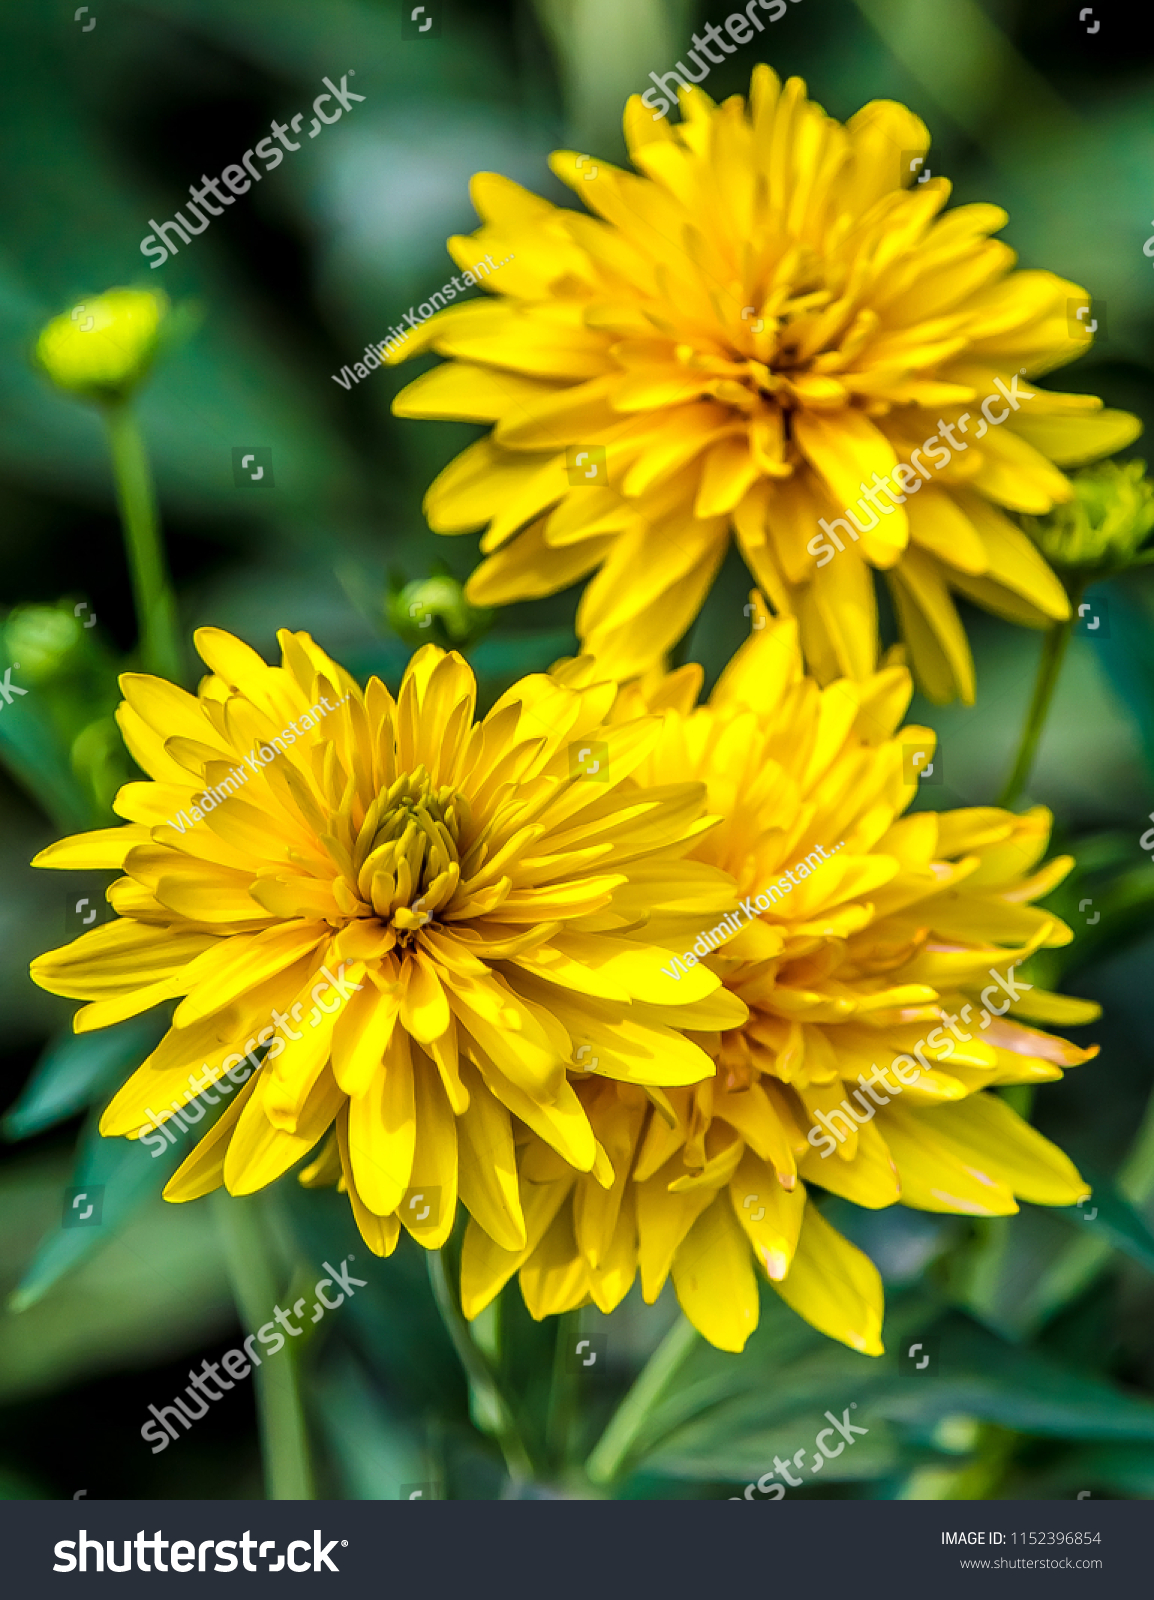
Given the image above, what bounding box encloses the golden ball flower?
[458,605,1098,1353]
[35,287,169,401]
[390,68,1139,703]
[29,629,747,1256]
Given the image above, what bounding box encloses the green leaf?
[9,1097,216,1312]
[280,1182,462,1416]
[0,633,99,832]
[1051,1167,1154,1278]
[1041,853,1154,984]
[313,1350,433,1501]
[611,1287,918,1483]
[1048,1441,1154,1499]
[612,1287,1154,1488]
[3,1014,165,1141]
[1094,581,1154,779]
[0,1155,231,1403]
[873,1317,1154,1442]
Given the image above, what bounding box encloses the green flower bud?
[1024,459,1154,575]
[35,288,168,401]
[3,604,86,686]
[387,576,491,648]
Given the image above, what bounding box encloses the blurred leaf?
[0,631,101,832]
[615,1289,1154,1487]
[850,0,1070,153]
[9,1097,215,1312]
[1017,1090,1154,1332]
[873,1317,1154,1442]
[0,1154,231,1403]
[1095,579,1154,779]
[611,1288,917,1483]
[3,1014,165,1142]
[1031,837,1154,985]
[281,1180,462,1417]
[953,1172,1154,1340]
[1047,1441,1154,1499]
[1051,1166,1154,1279]
[314,1349,430,1500]
[951,1208,1086,1342]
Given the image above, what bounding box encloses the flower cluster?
[30,68,1110,1362]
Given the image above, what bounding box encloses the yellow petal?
[347,1027,416,1215]
[460,1178,574,1319]
[729,1152,806,1280]
[671,1197,759,1352]
[771,1203,884,1355]
[398,1054,458,1248]
[457,1059,525,1252]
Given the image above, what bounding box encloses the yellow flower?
[29,629,746,1255]
[390,68,1139,703]
[36,287,168,400]
[458,604,1098,1353]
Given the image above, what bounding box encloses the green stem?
[584,1313,698,1487]
[212,1192,315,1500]
[426,1249,535,1487]
[997,594,1082,810]
[102,400,182,682]
[545,1309,581,1472]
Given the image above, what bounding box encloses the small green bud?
[931,1415,982,1456]
[1024,459,1154,575]
[3,605,85,686]
[387,576,491,648]
[35,287,168,401]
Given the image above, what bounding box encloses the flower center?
[660,269,886,426]
[351,766,466,941]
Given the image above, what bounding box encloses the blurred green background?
[2,0,1154,1501]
